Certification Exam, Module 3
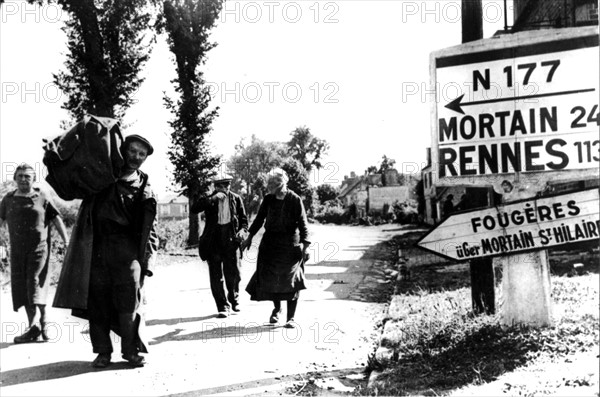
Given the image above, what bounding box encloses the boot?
[14,325,41,344]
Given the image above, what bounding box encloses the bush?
[313,200,349,224]
[156,219,189,252]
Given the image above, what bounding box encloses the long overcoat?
[53,172,157,350]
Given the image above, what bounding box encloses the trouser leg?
[88,281,114,354]
[208,256,229,312]
[112,274,142,356]
[118,313,138,355]
[223,250,241,307]
[287,299,298,321]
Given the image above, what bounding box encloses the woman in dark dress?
[0,163,68,343]
[241,168,310,328]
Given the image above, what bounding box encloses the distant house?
[338,173,369,217]
[369,185,410,212]
[338,169,415,217]
[158,194,189,220]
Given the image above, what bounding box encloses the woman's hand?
[302,241,311,262]
[240,237,253,252]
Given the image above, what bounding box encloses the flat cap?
[124,134,154,155]
[212,171,233,184]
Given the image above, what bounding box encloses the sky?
[0,0,512,200]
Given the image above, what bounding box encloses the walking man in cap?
[53,134,158,368]
[191,172,248,318]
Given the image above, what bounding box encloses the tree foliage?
[316,184,339,204]
[287,126,329,172]
[227,135,287,211]
[281,158,315,215]
[11,0,159,120]
[161,0,223,244]
[366,155,397,175]
[228,128,329,216]
[228,135,288,187]
[378,155,396,173]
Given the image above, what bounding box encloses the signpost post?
[429,27,600,326]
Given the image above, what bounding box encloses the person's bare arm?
[52,216,69,244]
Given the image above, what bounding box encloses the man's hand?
[212,192,226,202]
[140,269,152,288]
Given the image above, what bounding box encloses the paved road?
[0,224,404,396]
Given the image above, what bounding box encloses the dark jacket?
[53,170,158,310]
[192,190,248,260]
[43,115,124,201]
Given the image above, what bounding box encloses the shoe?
[269,309,282,324]
[122,353,145,368]
[14,325,41,344]
[284,318,297,329]
[217,311,229,318]
[231,304,241,313]
[92,353,111,368]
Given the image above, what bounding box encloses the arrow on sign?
[417,188,600,261]
[445,88,597,114]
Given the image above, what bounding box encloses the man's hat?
[123,134,154,155]
[212,170,233,184]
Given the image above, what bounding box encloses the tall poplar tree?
[161,0,223,245]
[5,0,159,120]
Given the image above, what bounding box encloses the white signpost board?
[428,27,599,326]
[418,188,599,261]
[431,27,600,186]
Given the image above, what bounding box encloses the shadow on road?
[301,234,401,302]
[150,324,278,345]
[147,315,216,327]
[0,342,11,350]
[0,360,137,387]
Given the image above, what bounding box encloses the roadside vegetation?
[367,232,599,396]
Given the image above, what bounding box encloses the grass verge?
[367,234,599,396]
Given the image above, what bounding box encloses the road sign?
[417,188,599,261]
[431,28,600,183]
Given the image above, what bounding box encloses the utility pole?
[462,0,483,43]
[461,0,496,315]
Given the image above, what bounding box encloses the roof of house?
[338,177,364,198]
[158,194,188,204]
